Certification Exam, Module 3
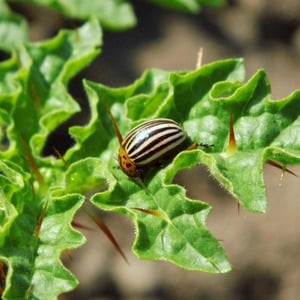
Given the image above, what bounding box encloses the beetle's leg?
[186,142,198,150]
[186,142,213,151]
[198,142,214,148]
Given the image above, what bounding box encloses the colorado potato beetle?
[109,110,199,179]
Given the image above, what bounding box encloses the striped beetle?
[109,111,199,180]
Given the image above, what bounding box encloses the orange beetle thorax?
[118,146,140,178]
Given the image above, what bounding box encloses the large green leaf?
[66,57,300,273]
[0,20,102,299]
[9,0,136,30]
[0,1,28,51]
[0,18,101,163]
[2,0,224,52]
[0,159,86,299]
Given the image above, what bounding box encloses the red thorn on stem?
[53,146,69,168]
[0,261,7,297]
[267,160,298,186]
[105,104,123,145]
[267,160,298,177]
[34,201,48,238]
[20,135,45,186]
[83,203,129,264]
[31,84,42,109]
[132,207,162,217]
[26,284,34,297]
[71,220,93,231]
[228,112,237,151]
[64,249,73,261]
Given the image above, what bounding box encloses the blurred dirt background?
[7,0,300,299]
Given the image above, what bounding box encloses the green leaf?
[149,0,225,13]
[65,59,248,273]
[0,1,28,51]
[30,194,85,300]
[0,160,25,240]
[0,20,102,298]
[65,57,300,273]
[0,159,86,299]
[208,69,300,211]
[0,18,101,164]
[10,0,136,30]
[64,157,114,196]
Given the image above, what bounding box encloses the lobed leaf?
[10,0,136,30]
[2,0,225,52]
[0,20,102,299]
[66,56,300,274]
[66,59,245,273]
[0,18,101,163]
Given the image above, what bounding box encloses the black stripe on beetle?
[118,118,195,179]
[124,119,186,163]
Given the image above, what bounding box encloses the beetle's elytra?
[117,118,195,179]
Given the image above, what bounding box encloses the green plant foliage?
[0,18,300,299]
[0,160,85,299]
[0,19,101,299]
[9,0,136,31]
[0,1,28,51]
[3,0,226,45]
[150,0,225,12]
